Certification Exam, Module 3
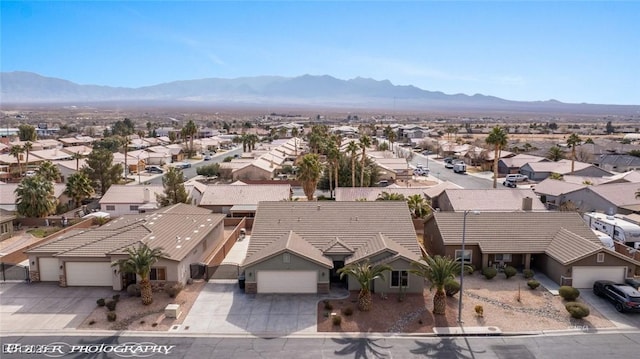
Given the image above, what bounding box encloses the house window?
[597,253,605,263]
[130,205,139,211]
[283,253,291,263]
[150,267,166,281]
[105,205,115,211]
[391,270,408,288]
[494,254,512,262]
[0,223,8,234]
[455,250,472,263]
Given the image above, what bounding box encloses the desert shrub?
[559,286,580,301]
[112,294,120,302]
[96,298,105,307]
[565,302,590,319]
[165,282,184,298]
[323,300,333,310]
[127,283,141,297]
[523,269,535,279]
[105,299,117,311]
[332,315,342,326]
[88,320,96,325]
[106,311,117,322]
[474,305,484,317]
[343,307,354,316]
[527,280,540,290]
[504,266,517,279]
[482,267,497,280]
[464,264,475,275]
[444,278,460,297]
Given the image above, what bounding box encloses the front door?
[330,260,347,287]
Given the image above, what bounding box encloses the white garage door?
[66,262,113,286]
[572,266,626,289]
[257,270,317,293]
[39,258,60,282]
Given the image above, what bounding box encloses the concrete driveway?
[180,280,348,336]
[580,289,640,329]
[0,282,113,333]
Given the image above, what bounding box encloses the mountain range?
[1,71,638,115]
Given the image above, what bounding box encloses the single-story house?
[423,212,640,288]
[498,154,548,176]
[26,203,226,290]
[595,154,640,173]
[0,183,68,213]
[532,178,587,210]
[435,189,546,212]
[520,159,612,181]
[198,184,292,216]
[334,187,430,202]
[242,202,423,294]
[99,185,165,217]
[558,181,640,215]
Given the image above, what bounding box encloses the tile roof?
[430,212,623,264]
[28,203,225,262]
[243,202,421,268]
[440,189,547,211]
[335,187,430,202]
[199,184,291,206]
[422,181,463,199]
[533,178,586,197]
[99,185,164,204]
[524,159,592,174]
[500,154,548,168]
[587,182,640,207]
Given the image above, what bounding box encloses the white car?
[505,174,528,182]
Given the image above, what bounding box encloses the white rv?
[583,212,640,249]
[591,229,614,250]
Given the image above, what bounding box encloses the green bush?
[504,266,517,279]
[105,299,117,311]
[112,294,120,302]
[464,264,475,276]
[127,284,141,297]
[343,307,354,316]
[482,267,497,280]
[106,311,117,322]
[165,282,184,298]
[559,286,580,301]
[565,302,590,319]
[523,269,535,279]
[96,298,105,307]
[323,300,333,310]
[527,280,540,290]
[332,315,342,326]
[444,278,460,297]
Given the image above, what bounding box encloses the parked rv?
[583,212,640,249]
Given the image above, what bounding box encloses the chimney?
[522,197,533,211]
[143,188,150,203]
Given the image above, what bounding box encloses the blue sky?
[2,1,639,105]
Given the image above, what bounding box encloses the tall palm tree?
[410,255,464,315]
[24,141,33,172]
[407,194,431,219]
[182,120,198,158]
[326,142,340,198]
[338,260,391,312]
[485,126,508,188]
[9,144,25,176]
[112,243,166,305]
[15,175,57,218]
[359,135,371,187]
[65,172,95,208]
[297,154,323,201]
[566,133,582,173]
[37,161,61,182]
[347,141,359,187]
[72,151,83,171]
[547,146,564,161]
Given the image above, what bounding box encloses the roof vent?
[317,205,321,211]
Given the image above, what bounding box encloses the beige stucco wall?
[233,165,274,181]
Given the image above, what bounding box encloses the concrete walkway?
[179,280,348,336]
[533,272,560,296]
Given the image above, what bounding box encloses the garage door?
[572,266,626,289]
[257,270,316,293]
[39,258,60,282]
[66,262,113,286]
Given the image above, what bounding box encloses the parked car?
[593,280,640,313]
[25,170,37,177]
[421,150,433,155]
[414,167,429,176]
[505,174,528,182]
[503,179,518,188]
[444,157,454,169]
[146,166,164,174]
[376,180,390,187]
[174,162,191,169]
[203,154,212,161]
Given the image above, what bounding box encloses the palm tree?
[485,126,508,188]
[410,255,464,315]
[566,133,582,173]
[338,260,392,312]
[347,141,359,187]
[24,141,33,172]
[376,192,406,201]
[549,172,564,181]
[72,151,83,171]
[112,243,166,305]
[15,175,57,218]
[65,172,95,208]
[407,194,431,219]
[182,120,198,158]
[547,146,564,161]
[359,135,371,187]
[9,144,25,176]
[247,133,259,151]
[297,154,323,201]
[37,161,61,182]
